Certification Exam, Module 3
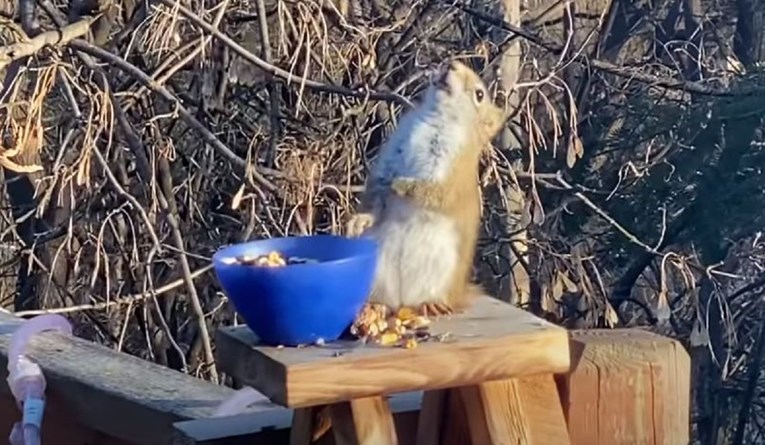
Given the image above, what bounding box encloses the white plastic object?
[6,314,73,445]
[8,314,73,368]
[212,387,270,417]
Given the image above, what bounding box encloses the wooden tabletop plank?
[0,310,281,444]
[216,296,570,408]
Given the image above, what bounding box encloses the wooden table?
[216,296,573,445]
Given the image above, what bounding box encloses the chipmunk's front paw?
[391,178,418,197]
[346,213,375,237]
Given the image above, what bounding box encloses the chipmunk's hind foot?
[417,301,455,317]
[346,213,375,237]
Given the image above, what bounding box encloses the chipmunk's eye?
[474,88,485,104]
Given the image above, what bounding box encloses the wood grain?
[330,396,399,445]
[515,375,571,444]
[557,329,691,445]
[460,375,571,445]
[216,296,570,407]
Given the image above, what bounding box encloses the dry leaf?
[337,0,349,16]
[231,184,245,210]
[361,53,376,70]
[725,55,745,75]
[540,284,554,312]
[520,200,533,227]
[690,317,709,347]
[2,145,21,158]
[475,41,490,63]
[604,302,619,328]
[657,256,672,322]
[552,278,564,302]
[531,199,545,225]
[76,150,91,186]
[0,155,42,173]
[656,289,671,322]
[606,117,624,141]
[558,271,578,292]
[566,135,584,168]
[566,144,577,168]
[505,184,525,214]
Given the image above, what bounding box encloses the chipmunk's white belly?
[364,197,459,308]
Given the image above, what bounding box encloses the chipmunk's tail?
[450,282,486,312]
[466,282,487,299]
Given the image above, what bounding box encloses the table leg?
[290,406,328,445]
[416,390,447,445]
[416,389,471,445]
[329,396,399,445]
[459,374,571,445]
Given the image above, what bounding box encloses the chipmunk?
[347,60,506,316]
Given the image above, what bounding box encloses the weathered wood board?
[216,296,570,408]
[172,392,422,445]
[558,329,691,445]
[0,310,283,444]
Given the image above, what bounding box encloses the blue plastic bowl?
[212,235,378,346]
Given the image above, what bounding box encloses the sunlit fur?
[356,60,505,311]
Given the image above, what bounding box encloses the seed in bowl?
[287,256,319,265]
[220,251,319,268]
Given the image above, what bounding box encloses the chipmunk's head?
[427,60,506,144]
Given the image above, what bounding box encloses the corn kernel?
[352,303,435,347]
[379,332,400,346]
[403,338,418,349]
[396,307,418,321]
[410,316,431,329]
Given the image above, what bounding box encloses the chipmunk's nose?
[429,64,444,82]
[436,61,456,81]
[438,61,458,76]
[430,61,457,93]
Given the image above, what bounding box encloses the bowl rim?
[212,234,378,269]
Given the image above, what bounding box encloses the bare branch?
[0,18,94,70]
